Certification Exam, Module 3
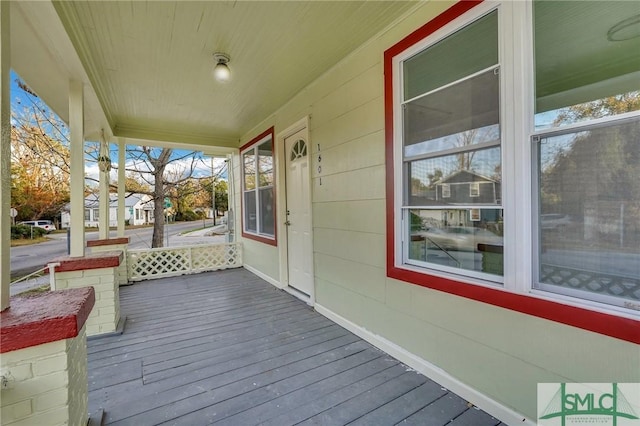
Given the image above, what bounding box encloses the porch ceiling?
[11,1,417,148]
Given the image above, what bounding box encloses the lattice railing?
[540,263,640,301]
[127,242,242,282]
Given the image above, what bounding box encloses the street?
[10,221,215,279]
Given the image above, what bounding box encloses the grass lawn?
[10,237,50,247]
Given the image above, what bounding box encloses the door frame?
[276,116,315,305]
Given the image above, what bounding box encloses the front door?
[284,128,313,296]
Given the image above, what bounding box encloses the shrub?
[11,224,46,239]
[176,210,198,222]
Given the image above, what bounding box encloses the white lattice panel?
[127,243,242,282]
[191,244,241,271]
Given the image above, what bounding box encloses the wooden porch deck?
[88,268,505,426]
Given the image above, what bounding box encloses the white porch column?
[69,81,85,257]
[0,0,10,311]
[117,138,125,237]
[98,139,110,240]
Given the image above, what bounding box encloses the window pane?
[408,208,503,276]
[258,140,273,187]
[243,150,256,190]
[244,191,257,233]
[404,70,500,156]
[407,147,501,206]
[258,187,275,236]
[534,1,640,129]
[536,118,640,305]
[404,10,498,100]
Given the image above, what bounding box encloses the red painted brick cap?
[48,250,123,273]
[1,287,95,353]
[86,237,130,247]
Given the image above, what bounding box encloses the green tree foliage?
[553,92,640,126]
[11,120,70,221]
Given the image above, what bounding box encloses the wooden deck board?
[88,268,501,425]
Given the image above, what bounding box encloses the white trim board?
[283,285,312,306]
[243,264,312,305]
[314,303,534,426]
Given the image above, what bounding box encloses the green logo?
[538,383,640,426]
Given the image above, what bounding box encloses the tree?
[10,119,71,221]
[553,92,640,126]
[426,169,443,189]
[200,178,228,217]
[542,93,640,218]
[124,173,152,194]
[214,180,229,215]
[455,129,478,171]
[124,147,222,247]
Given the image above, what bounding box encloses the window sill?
[242,231,277,247]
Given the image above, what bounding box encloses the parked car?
[541,214,572,230]
[418,226,502,252]
[19,220,57,233]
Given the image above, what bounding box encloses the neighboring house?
[60,193,154,228]
[436,170,501,205]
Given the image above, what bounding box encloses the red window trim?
[383,0,640,344]
[240,127,277,247]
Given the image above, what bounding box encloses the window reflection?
[407,147,501,206]
[258,141,273,187]
[536,118,640,303]
[243,152,256,190]
[408,208,504,276]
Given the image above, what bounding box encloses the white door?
[285,129,313,296]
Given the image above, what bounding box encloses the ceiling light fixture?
[607,14,640,41]
[212,53,231,82]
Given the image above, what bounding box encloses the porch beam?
[117,138,125,237]
[0,0,10,311]
[69,80,85,257]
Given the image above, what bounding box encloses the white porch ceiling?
[10,1,417,148]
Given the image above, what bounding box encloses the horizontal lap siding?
[240,0,640,422]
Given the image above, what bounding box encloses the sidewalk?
[168,224,229,246]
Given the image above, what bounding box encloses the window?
[94,208,99,220]
[401,10,503,280]
[441,184,450,199]
[532,0,640,310]
[386,1,639,342]
[241,127,276,245]
[469,182,480,198]
[84,209,90,221]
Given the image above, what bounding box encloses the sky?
[10,69,225,185]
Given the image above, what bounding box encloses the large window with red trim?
[386,0,640,339]
[241,128,276,245]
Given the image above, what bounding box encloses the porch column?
[0,0,10,311]
[69,81,85,257]
[117,138,125,237]
[98,138,110,240]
